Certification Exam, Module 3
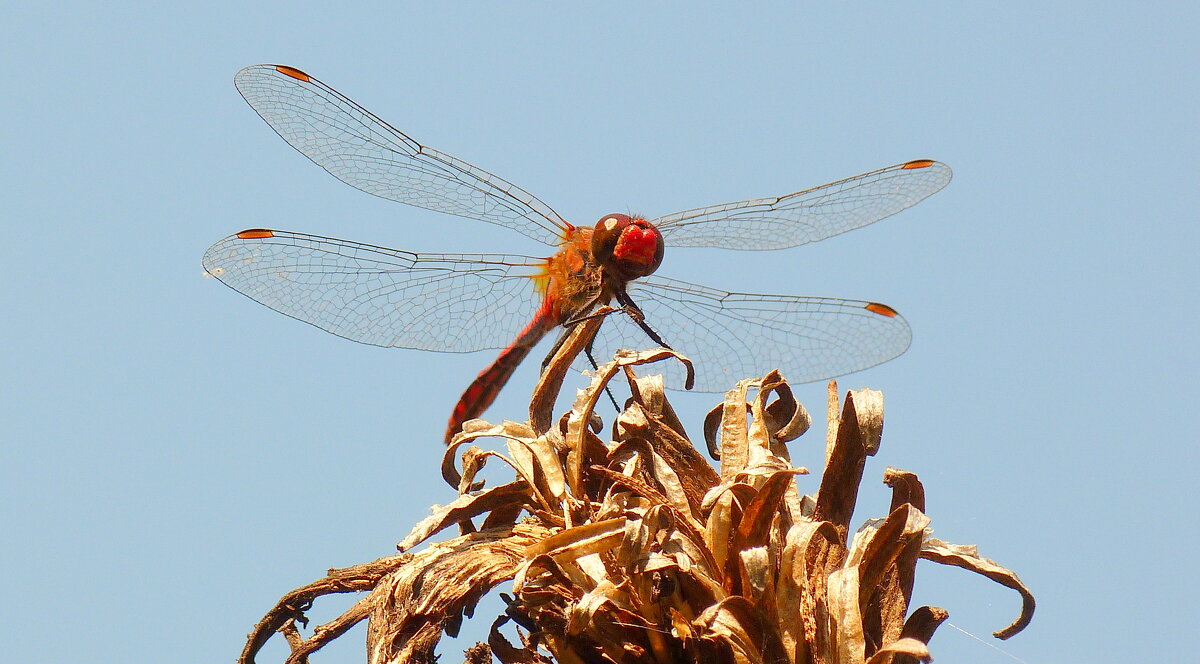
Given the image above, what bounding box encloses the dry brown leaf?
[525,518,627,562]
[443,423,538,487]
[827,566,867,664]
[895,605,950,663]
[762,379,812,444]
[736,470,810,551]
[815,390,878,535]
[566,580,622,635]
[529,313,608,436]
[626,405,720,513]
[863,637,932,664]
[397,482,533,552]
[846,388,884,455]
[919,538,1035,639]
[846,505,931,656]
[626,373,690,440]
[368,524,551,664]
[883,467,926,513]
[695,596,764,664]
[604,438,696,521]
[716,379,754,480]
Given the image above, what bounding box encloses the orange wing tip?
[236,229,275,239]
[901,159,936,170]
[274,65,311,82]
[865,302,900,318]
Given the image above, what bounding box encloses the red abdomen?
[444,304,558,444]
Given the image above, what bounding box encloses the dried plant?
[239,314,1034,664]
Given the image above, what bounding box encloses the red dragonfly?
[204,65,952,443]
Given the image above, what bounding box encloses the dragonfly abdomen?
[444,305,560,444]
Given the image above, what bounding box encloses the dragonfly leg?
[583,330,622,412]
[614,288,673,350]
[540,330,570,372]
[535,307,620,415]
[562,306,616,328]
[540,299,612,372]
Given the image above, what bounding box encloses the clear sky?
[3,3,1196,662]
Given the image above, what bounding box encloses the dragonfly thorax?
[590,214,665,281]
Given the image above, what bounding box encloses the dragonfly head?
[591,214,665,280]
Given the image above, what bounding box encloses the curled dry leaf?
[239,319,1033,664]
[919,539,1036,639]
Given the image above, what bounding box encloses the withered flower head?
[240,316,1034,664]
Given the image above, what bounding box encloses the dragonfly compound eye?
[591,214,665,279]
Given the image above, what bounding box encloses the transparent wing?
[652,160,951,250]
[234,65,568,245]
[202,229,548,352]
[580,276,912,392]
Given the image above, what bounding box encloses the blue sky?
[3,3,1196,662]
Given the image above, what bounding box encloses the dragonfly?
[203,64,952,444]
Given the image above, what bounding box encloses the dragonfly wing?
[652,160,951,250]
[202,229,547,353]
[234,65,567,245]
[579,276,912,392]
